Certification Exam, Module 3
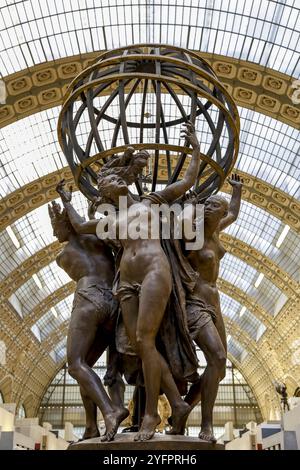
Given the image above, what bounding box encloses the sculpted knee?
[68,362,81,379]
[135,337,145,355]
[135,335,154,356]
[216,350,226,378]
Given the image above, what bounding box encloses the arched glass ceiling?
[31,295,73,342]
[1,105,299,200]
[228,336,247,363]
[2,193,298,284]
[0,0,299,77]
[50,333,250,365]
[9,260,70,317]
[50,336,67,363]
[0,107,64,197]
[221,293,266,342]
[9,242,282,347]
[31,289,266,348]
[222,194,300,281]
[11,248,284,321]
[220,253,287,316]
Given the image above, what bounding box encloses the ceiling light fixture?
[239,306,247,317]
[6,226,20,249]
[276,224,290,248]
[254,273,264,288]
[51,307,58,318]
[32,274,42,289]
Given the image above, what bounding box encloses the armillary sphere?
[58,44,240,201]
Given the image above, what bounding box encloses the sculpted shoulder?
[56,244,73,270]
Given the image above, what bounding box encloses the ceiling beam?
[1,52,299,129]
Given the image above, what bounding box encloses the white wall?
[225,431,256,450]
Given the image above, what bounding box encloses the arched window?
[38,355,262,440]
[0,340,6,366]
[17,404,26,419]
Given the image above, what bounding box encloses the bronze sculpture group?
[50,121,243,444]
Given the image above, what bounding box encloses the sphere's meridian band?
[58,45,240,200]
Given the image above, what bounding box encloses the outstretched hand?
[228,173,243,188]
[56,179,73,203]
[181,120,200,150]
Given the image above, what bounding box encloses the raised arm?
[219,173,243,231]
[56,180,98,234]
[158,122,201,203]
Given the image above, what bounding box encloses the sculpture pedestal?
[68,433,224,450]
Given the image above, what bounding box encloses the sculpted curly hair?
[48,201,73,231]
[96,149,150,204]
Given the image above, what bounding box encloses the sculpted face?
[53,220,70,242]
[204,196,228,223]
[99,174,129,200]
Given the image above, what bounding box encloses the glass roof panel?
[219,253,288,316]
[228,336,245,363]
[9,260,70,316]
[34,279,269,344]
[0,107,65,197]
[0,1,299,77]
[222,194,300,281]
[50,336,67,363]
[33,294,73,341]
[0,194,294,320]
[1,106,299,200]
[220,292,266,341]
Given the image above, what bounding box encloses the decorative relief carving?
[7,76,32,96]
[267,202,284,216]
[290,201,300,216]
[262,75,287,95]
[272,191,288,205]
[2,169,299,240]
[6,192,24,207]
[83,57,98,69]
[238,67,262,86]
[37,88,62,105]
[222,83,233,94]
[24,183,41,196]
[249,193,267,206]
[1,56,300,403]
[0,105,15,123]
[280,104,300,123]
[233,87,257,104]
[284,212,300,227]
[32,69,57,87]
[12,202,29,217]
[57,62,82,79]
[257,94,280,113]
[2,53,299,130]
[15,96,38,114]
[254,181,272,196]
[61,84,70,96]
[213,61,237,78]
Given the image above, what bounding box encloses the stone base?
[69,433,224,450]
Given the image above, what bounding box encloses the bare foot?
[166,402,191,435]
[199,425,217,443]
[101,407,129,442]
[134,414,161,441]
[81,427,100,441]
